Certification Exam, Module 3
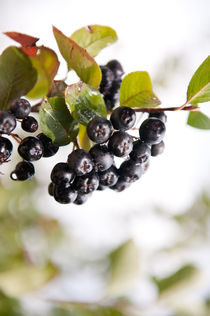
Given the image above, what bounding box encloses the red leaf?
[4,31,39,47]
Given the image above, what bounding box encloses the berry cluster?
[48,107,167,205]
[0,98,59,180]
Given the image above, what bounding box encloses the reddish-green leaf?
[4,31,39,47]
[53,26,101,88]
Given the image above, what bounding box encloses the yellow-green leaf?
[187,111,210,129]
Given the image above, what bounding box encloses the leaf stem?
[9,133,22,144]
[132,105,199,113]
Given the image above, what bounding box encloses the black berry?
[87,116,112,144]
[104,79,121,110]
[106,60,124,79]
[51,162,75,185]
[139,118,166,145]
[68,149,93,176]
[54,183,77,204]
[74,192,92,205]
[0,111,16,134]
[130,140,151,164]
[151,141,165,157]
[110,106,136,131]
[0,136,13,163]
[10,161,35,181]
[37,133,59,157]
[149,112,167,123]
[73,172,99,194]
[89,144,114,172]
[97,184,107,191]
[110,178,130,192]
[18,136,44,161]
[10,98,31,119]
[48,182,54,196]
[108,131,133,157]
[21,116,38,133]
[99,165,118,187]
[99,66,114,94]
[119,159,142,183]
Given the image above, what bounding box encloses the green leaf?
[27,46,59,99]
[78,123,91,151]
[152,264,198,295]
[119,71,161,108]
[70,25,118,57]
[187,56,210,105]
[52,306,127,316]
[53,26,101,89]
[0,46,37,110]
[0,291,23,316]
[107,240,139,296]
[187,111,210,129]
[39,97,79,146]
[65,82,107,126]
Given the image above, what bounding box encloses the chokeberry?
[0,136,13,163]
[0,111,16,134]
[104,79,121,110]
[110,106,136,131]
[149,111,167,123]
[119,159,142,183]
[99,66,114,95]
[130,140,151,164]
[89,144,114,172]
[106,60,124,79]
[110,178,130,192]
[48,182,54,196]
[21,116,38,133]
[67,149,93,176]
[108,131,133,157]
[73,172,99,194]
[18,136,44,161]
[87,116,112,144]
[51,162,75,185]
[54,183,77,204]
[10,161,35,181]
[37,133,59,157]
[99,165,118,187]
[151,141,165,157]
[139,118,166,145]
[97,184,107,191]
[74,192,92,205]
[10,98,31,119]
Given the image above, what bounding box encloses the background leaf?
[0,291,23,316]
[27,46,60,99]
[70,25,118,57]
[0,46,37,110]
[187,111,210,129]
[39,97,79,146]
[78,123,91,151]
[4,31,39,48]
[65,82,107,126]
[53,26,101,88]
[119,71,161,108]
[187,56,210,105]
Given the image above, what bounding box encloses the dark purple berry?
[149,112,167,123]
[87,116,112,144]
[97,184,107,191]
[74,192,92,205]
[110,178,130,192]
[106,60,124,79]
[99,66,114,94]
[130,140,151,164]
[48,182,54,196]
[151,141,165,157]
[67,149,93,176]
[37,133,59,157]
[51,162,75,185]
[139,118,166,145]
[54,183,77,204]
[0,111,16,134]
[99,165,118,187]
[10,161,35,181]
[108,131,133,157]
[73,172,99,194]
[89,144,114,172]
[21,116,38,133]
[119,159,142,183]
[110,106,136,131]
[0,136,13,163]
[104,79,121,110]
[18,136,43,161]
[10,98,31,119]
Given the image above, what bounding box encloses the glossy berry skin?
[18,136,44,161]
[139,118,166,145]
[151,141,165,157]
[97,184,107,191]
[87,116,112,144]
[104,79,121,111]
[37,133,59,157]
[68,149,93,176]
[10,98,31,119]
[99,66,114,94]
[110,106,136,131]
[21,116,38,133]
[89,144,114,172]
[74,192,92,205]
[48,182,54,196]
[149,112,167,123]
[73,172,99,194]
[10,161,35,181]
[110,178,130,192]
[108,131,133,157]
[54,184,77,204]
[0,111,16,134]
[51,162,75,185]
[119,159,142,183]
[130,140,151,164]
[0,136,13,163]
[99,165,118,187]
[106,60,124,79]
